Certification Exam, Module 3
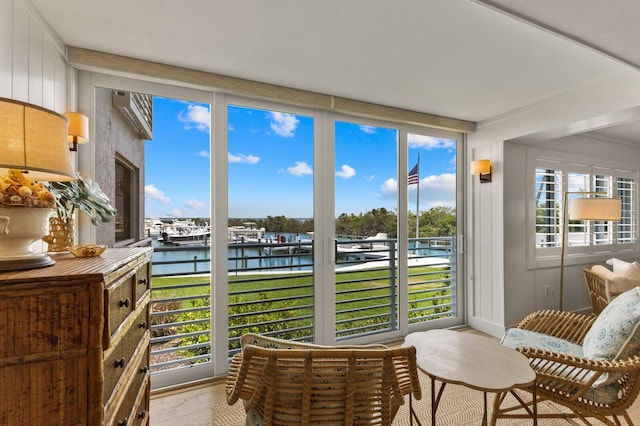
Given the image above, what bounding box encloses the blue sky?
[145,97,457,219]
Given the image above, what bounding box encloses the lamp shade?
[0,97,75,181]
[64,111,89,144]
[471,159,491,175]
[569,197,621,221]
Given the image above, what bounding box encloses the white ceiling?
[29,0,640,139]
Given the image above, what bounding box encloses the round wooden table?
[403,329,536,426]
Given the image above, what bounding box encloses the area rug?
[214,370,570,425]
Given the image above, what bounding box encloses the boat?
[160,220,210,246]
[144,218,165,238]
[228,222,266,243]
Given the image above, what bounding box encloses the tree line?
[229,206,456,238]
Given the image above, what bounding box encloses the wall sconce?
[64,112,89,151]
[471,159,492,183]
[0,97,76,271]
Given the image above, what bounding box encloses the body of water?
[150,233,453,276]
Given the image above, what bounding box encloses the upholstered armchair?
[225,333,421,425]
[493,287,640,425]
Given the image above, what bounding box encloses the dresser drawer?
[132,381,150,426]
[103,307,150,404]
[134,262,151,306]
[112,349,150,426]
[105,272,136,341]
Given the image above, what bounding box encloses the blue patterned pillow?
[583,287,640,386]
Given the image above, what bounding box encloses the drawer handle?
[139,321,148,329]
[138,277,148,285]
[138,410,147,419]
[114,357,126,369]
[140,365,149,374]
[117,416,128,426]
[119,298,131,308]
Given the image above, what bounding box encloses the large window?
[534,159,637,262]
[84,72,465,388]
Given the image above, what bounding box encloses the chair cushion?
[501,329,598,384]
[606,258,634,274]
[501,328,584,357]
[583,287,640,385]
[600,259,640,293]
[591,264,638,298]
[500,328,630,392]
[622,261,640,281]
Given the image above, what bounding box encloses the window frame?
[114,154,138,245]
[527,149,639,270]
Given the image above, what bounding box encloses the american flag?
[408,163,419,185]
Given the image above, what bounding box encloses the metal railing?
[149,236,456,372]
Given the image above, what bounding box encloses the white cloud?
[359,125,376,134]
[167,208,184,217]
[379,173,457,208]
[408,134,455,150]
[270,112,299,137]
[185,199,207,209]
[228,153,260,164]
[286,161,313,176]
[178,104,210,132]
[420,173,456,191]
[380,178,398,195]
[199,150,210,158]
[335,164,356,179]
[145,184,170,204]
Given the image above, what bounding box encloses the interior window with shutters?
[534,161,637,260]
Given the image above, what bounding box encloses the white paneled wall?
[0,0,67,111]
[1,0,68,254]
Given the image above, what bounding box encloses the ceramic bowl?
[68,244,106,258]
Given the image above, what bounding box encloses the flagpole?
[415,153,420,239]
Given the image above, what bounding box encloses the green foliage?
[335,208,397,237]
[176,297,212,359]
[45,172,117,226]
[227,206,456,238]
[408,206,457,237]
[161,266,454,360]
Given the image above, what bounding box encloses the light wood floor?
[149,328,640,425]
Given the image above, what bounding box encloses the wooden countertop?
[0,247,152,284]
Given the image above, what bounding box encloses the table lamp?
[0,97,76,271]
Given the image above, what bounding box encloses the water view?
[150,231,453,276]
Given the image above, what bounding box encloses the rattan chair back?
[226,343,420,425]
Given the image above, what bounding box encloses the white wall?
[1,0,72,251]
[0,0,67,109]
[468,69,640,336]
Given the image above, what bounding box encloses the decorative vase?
[43,217,74,252]
[0,207,56,270]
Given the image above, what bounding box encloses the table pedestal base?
[491,383,538,426]
[424,376,537,426]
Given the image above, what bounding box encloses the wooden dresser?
[0,247,153,426]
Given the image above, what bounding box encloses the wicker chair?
[492,304,640,426]
[226,333,421,425]
[583,265,640,315]
[583,267,612,315]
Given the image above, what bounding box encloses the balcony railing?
[149,236,456,373]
